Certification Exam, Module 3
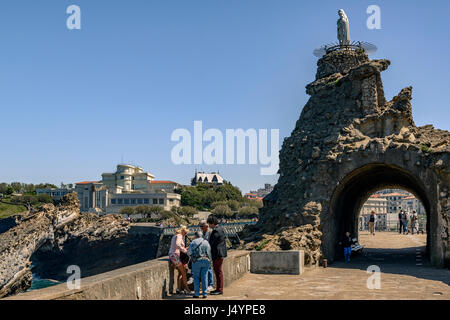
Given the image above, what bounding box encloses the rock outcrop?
[241,50,450,267]
[0,214,23,234]
[0,193,130,298]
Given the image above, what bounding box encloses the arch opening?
[327,163,433,262]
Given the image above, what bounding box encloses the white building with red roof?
[75,164,181,215]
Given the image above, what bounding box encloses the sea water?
[27,275,61,291]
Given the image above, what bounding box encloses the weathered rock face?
[30,225,161,282]
[242,50,450,267]
[315,50,369,80]
[0,193,130,298]
[0,215,22,234]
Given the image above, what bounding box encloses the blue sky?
[0,0,449,194]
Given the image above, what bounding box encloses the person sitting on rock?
[339,231,353,262]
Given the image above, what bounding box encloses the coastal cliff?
[0,193,130,298]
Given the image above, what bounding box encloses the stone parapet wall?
[3,250,251,300]
[250,250,304,275]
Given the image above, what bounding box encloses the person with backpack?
[199,220,214,292]
[401,211,409,234]
[188,231,212,298]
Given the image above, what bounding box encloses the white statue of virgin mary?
[337,9,350,46]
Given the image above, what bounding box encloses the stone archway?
[242,49,450,268]
[327,163,434,263]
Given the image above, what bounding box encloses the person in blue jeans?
[339,231,353,262]
[200,220,215,291]
[188,231,212,298]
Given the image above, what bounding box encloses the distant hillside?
[176,182,244,210]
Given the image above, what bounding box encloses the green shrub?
[37,194,53,203]
[119,207,135,216]
[226,200,240,211]
[178,206,198,217]
[211,201,228,209]
[255,239,270,251]
[420,144,431,153]
[178,182,244,210]
[212,204,232,217]
[238,206,259,217]
[243,198,263,208]
[5,186,14,195]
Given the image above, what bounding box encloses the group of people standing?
[366,209,420,235]
[168,215,227,298]
[398,209,419,234]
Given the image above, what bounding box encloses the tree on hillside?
[35,183,58,189]
[178,187,203,209]
[211,201,228,209]
[119,207,135,217]
[134,205,154,218]
[11,182,22,193]
[148,205,165,219]
[202,189,222,208]
[178,206,198,217]
[238,206,259,218]
[159,210,184,225]
[243,198,263,208]
[0,183,8,195]
[212,204,232,217]
[178,182,244,210]
[5,186,14,195]
[37,194,53,203]
[22,184,35,194]
[227,200,240,211]
[11,194,53,205]
[12,195,39,205]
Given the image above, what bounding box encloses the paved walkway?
[206,232,450,300]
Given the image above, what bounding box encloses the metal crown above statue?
[313,9,377,57]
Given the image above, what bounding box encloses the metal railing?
[161,221,257,237]
[360,220,427,233]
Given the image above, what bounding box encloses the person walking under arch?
[411,210,419,234]
[369,211,376,235]
[398,209,403,234]
[402,210,409,234]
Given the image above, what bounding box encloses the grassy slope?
[0,201,27,219]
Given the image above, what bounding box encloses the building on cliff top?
[244,193,264,202]
[75,164,181,215]
[248,183,274,198]
[191,171,224,186]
